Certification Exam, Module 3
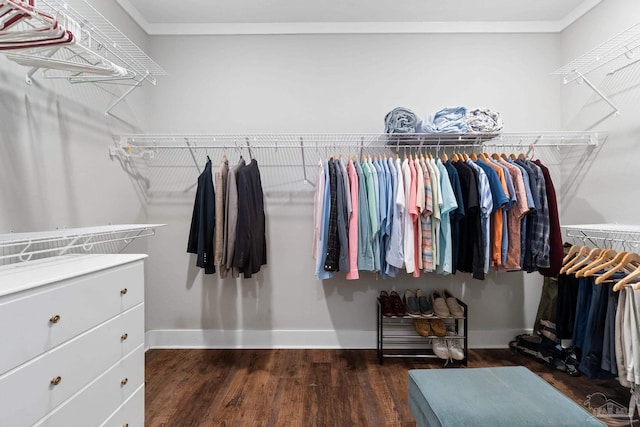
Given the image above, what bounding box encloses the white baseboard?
[145,328,530,350]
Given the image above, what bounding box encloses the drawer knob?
[50,376,62,386]
[121,333,129,341]
[49,314,61,324]
[121,378,128,385]
[120,288,128,295]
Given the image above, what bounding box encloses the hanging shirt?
[355,161,374,272]
[525,160,550,270]
[334,159,350,272]
[384,157,399,277]
[414,157,425,272]
[313,160,326,262]
[214,157,229,267]
[452,160,483,279]
[497,158,528,270]
[315,160,334,280]
[364,159,380,272]
[374,158,388,277]
[233,159,267,279]
[476,159,509,269]
[408,158,420,277]
[339,158,352,217]
[533,160,561,276]
[515,160,540,271]
[436,159,458,275]
[444,160,465,273]
[381,157,393,277]
[386,157,405,272]
[466,159,494,274]
[346,160,359,280]
[419,157,434,272]
[402,158,415,274]
[510,160,535,270]
[478,159,509,268]
[323,159,340,272]
[223,158,246,278]
[187,158,216,274]
[490,158,516,267]
[425,158,440,267]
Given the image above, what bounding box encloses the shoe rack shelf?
[376,298,468,367]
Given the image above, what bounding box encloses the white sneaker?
[432,338,450,360]
[447,332,464,361]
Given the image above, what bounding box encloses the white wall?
[559,0,640,225]
[143,32,563,348]
[0,1,150,254]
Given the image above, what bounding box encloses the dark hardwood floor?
[145,349,629,426]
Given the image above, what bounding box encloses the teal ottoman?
[408,366,605,427]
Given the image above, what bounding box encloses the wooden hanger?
[518,152,527,160]
[597,252,640,285]
[565,248,603,275]
[581,250,626,278]
[574,249,617,278]
[562,245,581,265]
[560,245,589,274]
[470,152,478,161]
[491,153,501,160]
[451,153,459,162]
[509,153,517,161]
[613,265,640,291]
[441,152,448,162]
[462,153,469,161]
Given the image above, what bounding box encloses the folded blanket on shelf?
[384,107,418,134]
[417,106,469,133]
[466,108,503,134]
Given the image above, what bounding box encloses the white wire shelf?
[562,224,640,248]
[552,23,640,84]
[552,22,640,114]
[32,0,166,85]
[111,132,602,200]
[0,224,166,263]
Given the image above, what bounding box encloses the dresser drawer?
[0,260,144,375]
[0,304,144,427]
[35,345,144,427]
[100,383,145,427]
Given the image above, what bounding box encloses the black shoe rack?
[376,297,468,367]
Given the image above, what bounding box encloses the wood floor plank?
[146,349,629,427]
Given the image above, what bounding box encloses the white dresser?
[0,254,147,427]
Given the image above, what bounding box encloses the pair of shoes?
[379,291,393,317]
[431,290,464,317]
[412,318,447,337]
[380,291,406,317]
[404,290,434,318]
[432,332,464,360]
[413,319,431,337]
[447,332,465,360]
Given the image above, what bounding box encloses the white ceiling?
[115,0,603,35]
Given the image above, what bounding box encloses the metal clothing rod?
[120,142,597,150]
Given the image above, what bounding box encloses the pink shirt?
[408,158,420,278]
[346,160,360,280]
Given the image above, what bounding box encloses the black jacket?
[233,159,267,278]
[187,158,216,274]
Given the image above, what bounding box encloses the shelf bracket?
[104,71,149,117]
[573,72,620,116]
